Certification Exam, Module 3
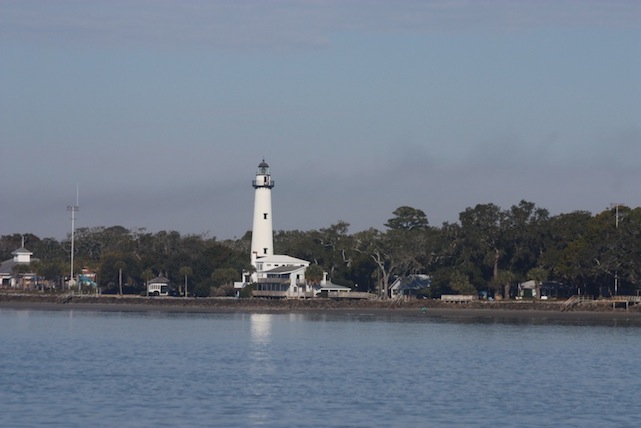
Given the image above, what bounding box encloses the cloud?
[1,0,638,50]
[1,0,638,241]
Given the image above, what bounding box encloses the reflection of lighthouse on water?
[250,313,272,346]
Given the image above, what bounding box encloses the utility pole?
[184,274,188,298]
[67,185,79,292]
[610,203,623,296]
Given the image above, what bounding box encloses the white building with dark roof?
[0,239,38,288]
[147,273,171,296]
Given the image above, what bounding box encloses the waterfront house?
[147,273,170,296]
[254,264,308,298]
[315,279,352,297]
[389,274,431,299]
[0,243,38,288]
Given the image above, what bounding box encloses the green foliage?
[192,280,212,297]
[99,252,141,293]
[305,264,324,285]
[239,283,255,298]
[211,268,239,287]
[5,201,641,298]
[527,267,548,283]
[449,271,477,295]
[494,269,516,298]
[385,206,429,231]
[274,229,318,263]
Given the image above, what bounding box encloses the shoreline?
[2,293,641,325]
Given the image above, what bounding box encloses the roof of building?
[319,281,351,292]
[0,258,39,276]
[149,274,170,284]
[0,260,18,275]
[255,254,310,266]
[11,247,33,256]
[390,274,431,291]
[519,280,569,289]
[264,265,306,274]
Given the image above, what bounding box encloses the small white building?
[315,280,352,297]
[147,273,170,296]
[0,241,37,288]
[518,280,538,299]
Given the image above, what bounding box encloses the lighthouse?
[236,160,340,298]
[250,159,275,263]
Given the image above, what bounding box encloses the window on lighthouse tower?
[263,213,268,220]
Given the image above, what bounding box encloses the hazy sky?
[1,0,640,240]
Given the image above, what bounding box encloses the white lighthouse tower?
[234,160,340,298]
[250,159,275,263]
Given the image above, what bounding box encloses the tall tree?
[494,269,516,300]
[141,268,154,297]
[616,207,641,293]
[114,261,127,295]
[458,203,507,283]
[539,211,592,289]
[353,228,394,298]
[386,206,431,275]
[527,267,548,299]
[179,266,193,297]
[385,206,429,231]
[503,200,549,277]
[315,221,353,280]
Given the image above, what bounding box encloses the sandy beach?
[2,293,641,325]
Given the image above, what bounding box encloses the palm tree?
[305,264,324,298]
[495,270,516,300]
[179,266,192,298]
[527,267,548,300]
[142,268,154,297]
[114,261,127,295]
[27,260,40,291]
[12,264,31,290]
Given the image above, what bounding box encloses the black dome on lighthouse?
[258,160,269,168]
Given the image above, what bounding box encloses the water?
[1,309,640,427]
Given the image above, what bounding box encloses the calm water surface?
[0,309,639,427]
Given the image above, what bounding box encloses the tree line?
[2,200,640,298]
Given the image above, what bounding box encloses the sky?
[1,0,640,241]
